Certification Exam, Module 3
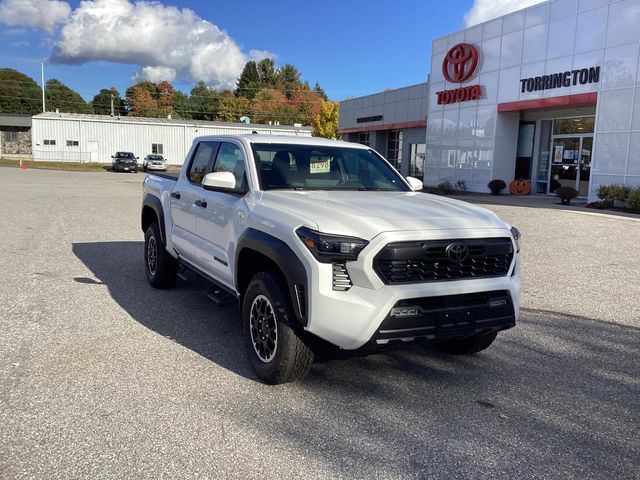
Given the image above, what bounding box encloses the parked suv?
[111,152,138,172]
[143,154,168,172]
[141,135,521,384]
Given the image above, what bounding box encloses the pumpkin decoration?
[509,179,531,195]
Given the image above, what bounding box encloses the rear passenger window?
[213,142,247,192]
[189,142,216,185]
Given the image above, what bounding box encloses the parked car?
[111,152,138,172]
[141,135,522,384]
[143,154,168,172]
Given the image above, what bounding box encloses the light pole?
[41,61,46,113]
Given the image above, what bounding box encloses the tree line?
[0,59,338,138]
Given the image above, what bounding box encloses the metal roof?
[33,112,312,132]
[0,113,32,128]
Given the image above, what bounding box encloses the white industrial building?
[31,112,313,165]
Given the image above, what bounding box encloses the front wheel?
[242,272,313,384]
[436,331,498,355]
[144,223,178,288]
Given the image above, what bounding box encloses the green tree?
[91,87,124,115]
[0,68,41,114]
[275,64,302,99]
[217,90,251,122]
[313,82,329,101]
[171,91,192,119]
[257,58,276,87]
[236,61,261,99]
[190,81,219,120]
[45,79,92,114]
[312,101,339,139]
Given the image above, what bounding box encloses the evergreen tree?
[313,82,329,101]
[257,58,276,87]
[235,61,261,99]
[190,81,219,120]
[0,68,42,114]
[45,79,92,114]
[91,87,124,115]
[171,91,192,119]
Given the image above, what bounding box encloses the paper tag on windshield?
[310,156,331,174]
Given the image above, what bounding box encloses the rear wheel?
[436,331,498,355]
[242,272,313,384]
[144,222,178,288]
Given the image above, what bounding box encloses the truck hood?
[259,190,508,239]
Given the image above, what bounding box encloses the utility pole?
[41,62,45,113]
[110,93,114,116]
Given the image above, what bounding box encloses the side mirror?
[202,171,236,191]
[406,176,423,192]
[111,155,115,158]
[136,157,139,160]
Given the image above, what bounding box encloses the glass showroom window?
[5,131,18,142]
[152,143,163,155]
[387,130,403,170]
[356,132,370,147]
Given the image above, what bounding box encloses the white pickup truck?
[142,134,521,384]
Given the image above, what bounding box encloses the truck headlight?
[296,226,368,263]
[510,226,521,253]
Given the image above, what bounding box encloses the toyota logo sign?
[442,43,479,83]
[445,242,470,263]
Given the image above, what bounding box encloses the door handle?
[194,200,207,208]
[170,192,181,199]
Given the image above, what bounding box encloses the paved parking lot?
[1,168,638,479]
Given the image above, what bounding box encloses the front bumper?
[301,228,521,349]
[113,162,137,171]
[145,163,167,171]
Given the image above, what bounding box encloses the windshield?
[148,155,163,160]
[116,152,134,158]
[252,143,409,192]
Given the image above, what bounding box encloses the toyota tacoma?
[141,135,521,384]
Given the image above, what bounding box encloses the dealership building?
[339,0,640,199]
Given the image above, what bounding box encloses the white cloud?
[249,49,277,62]
[50,0,266,88]
[464,0,545,26]
[0,0,71,33]
[132,65,176,83]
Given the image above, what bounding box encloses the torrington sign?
[436,43,482,105]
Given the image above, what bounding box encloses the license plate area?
[437,309,476,340]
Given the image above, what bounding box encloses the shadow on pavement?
[71,241,640,478]
[72,241,255,381]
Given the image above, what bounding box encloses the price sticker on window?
[310,156,331,174]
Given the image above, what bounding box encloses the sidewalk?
[449,192,640,221]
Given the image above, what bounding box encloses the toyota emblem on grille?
[446,243,469,262]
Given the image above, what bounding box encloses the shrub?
[487,179,506,194]
[435,181,454,195]
[454,179,468,191]
[597,184,631,203]
[556,186,579,205]
[627,188,640,213]
[423,185,440,194]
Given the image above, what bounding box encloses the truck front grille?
[373,238,514,285]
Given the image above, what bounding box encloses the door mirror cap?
[202,171,236,191]
[406,176,423,192]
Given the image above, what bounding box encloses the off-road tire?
[242,272,313,384]
[144,222,178,288]
[436,331,498,355]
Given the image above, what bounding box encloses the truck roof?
[192,134,369,150]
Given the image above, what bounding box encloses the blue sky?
[0,0,539,101]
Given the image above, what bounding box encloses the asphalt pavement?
[0,168,638,479]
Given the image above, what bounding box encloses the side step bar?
[177,262,238,307]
